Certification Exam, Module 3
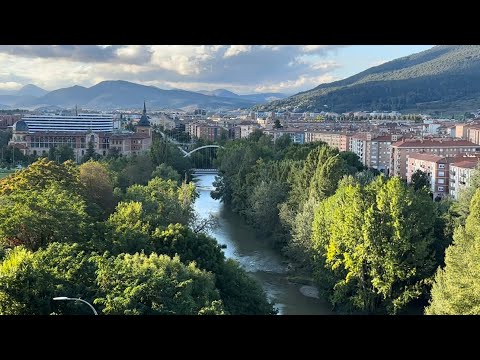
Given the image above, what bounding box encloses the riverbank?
[193,172,333,315]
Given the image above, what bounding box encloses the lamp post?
[53,297,98,315]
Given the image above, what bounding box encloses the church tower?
[136,101,151,137]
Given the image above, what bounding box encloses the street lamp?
[53,297,98,315]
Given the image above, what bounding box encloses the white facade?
[449,163,478,199]
[22,114,114,133]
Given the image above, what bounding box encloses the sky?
[0,45,433,95]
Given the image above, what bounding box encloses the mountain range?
[257,45,480,115]
[0,81,287,111]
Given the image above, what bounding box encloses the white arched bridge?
[179,144,224,157]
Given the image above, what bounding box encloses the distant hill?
[198,89,240,98]
[241,92,288,103]
[197,89,288,104]
[16,84,48,97]
[15,80,283,111]
[257,45,480,115]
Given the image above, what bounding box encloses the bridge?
[181,145,223,158]
[192,168,218,174]
[156,129,223,169]
[156,130,223,158]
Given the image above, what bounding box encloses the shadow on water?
[193,173,333,315]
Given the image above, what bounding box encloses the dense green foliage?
[94,253,223,315]
[212,133,475,314]
[312,176,436,314]
[426,189,480,315]
[258,45,480,114]
[0,154,274,315]
[0,243,97,315]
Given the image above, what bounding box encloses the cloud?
[254,74,339,93]
[223,45,252,58]
[0,81,22,90]
[0,45,351,94]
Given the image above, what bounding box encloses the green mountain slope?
[257,45,480,114]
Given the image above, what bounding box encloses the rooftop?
[408,153,446,162]
[451,160,480,169]
[393,139,479,148]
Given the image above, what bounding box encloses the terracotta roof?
[451,160,479,169]
[351,133,369,140]
[408,153,445,162]
[393,139,479,148]
[372,135,399,141]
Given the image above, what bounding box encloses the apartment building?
[350,132,402,173]
[449,159,479,199]
[265,129,305,144]
[390,139,480,179]
[406,153,450,199]
[186,121,226,142]
[304,131,350,151]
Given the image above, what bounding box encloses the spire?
[143,101,146,115]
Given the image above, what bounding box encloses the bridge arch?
[183,145,223,157]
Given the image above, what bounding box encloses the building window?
[438,171,445,177]
[438,163,445,169]
[438,186,444,192]
[438,179,445,184]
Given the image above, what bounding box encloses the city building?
[368,134,402,173]
[465,125,480,145]
[304,131,350,151]
[449,159,480,199]
[9,103,152,162]
[406,153,450,199]
[20,113,114,133]
[265,129,305,144]
[390,139,480,179]
[186,121,226,141]
[349,133,401,173]
[0,114,22,130]
[234,123,260,139]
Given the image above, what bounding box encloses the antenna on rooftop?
[75,105,78,116]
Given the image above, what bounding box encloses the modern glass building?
[21,114,114,133]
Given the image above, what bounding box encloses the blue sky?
[331,45,433,79]
[0,45,434,94]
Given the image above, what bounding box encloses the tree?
[54,145,75,163]
[274,134,291,152]
[215,259,277,315]
[116,154,154,190]
[150,223,275,314]
[152,223,225,274]
[273,119,283,129]
[150,139,191,176]
[308,153,346,201]
[122,177,197,229]
[339,151,364,173]
[426,188,480,315]
[244,179,288,238]
[79,161,117,218]
[103,201,151,255]
[0,158,80,196]
[0,182,89,251]
[410,169,430,192]
[283,197,320,269]
[312,176,437,314]
[0,243,97,315]
[83,139,97,162]
[451,166,480,226]
[151,163,182,183]
[94,253,224,315]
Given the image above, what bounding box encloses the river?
[193,173,333,315]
